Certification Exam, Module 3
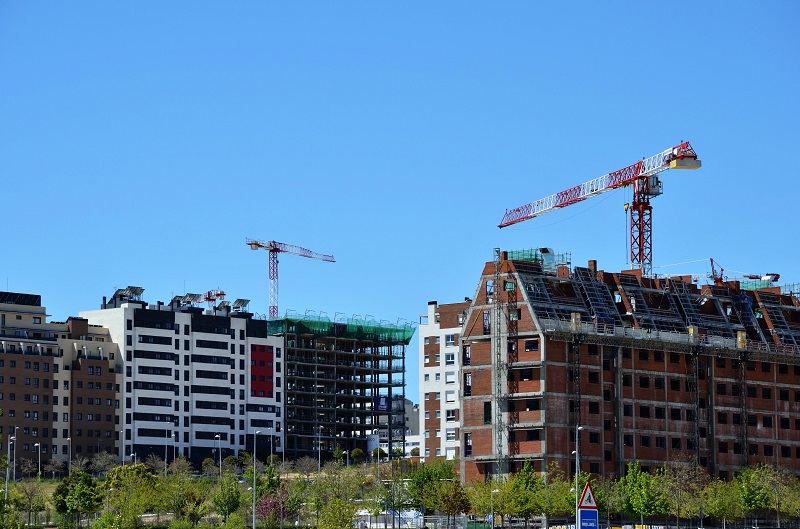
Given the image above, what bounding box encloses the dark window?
[483,402,491,424]
[782,445,791,458]
[732,384,741,396]
[779,364,788,375]
[671,408,682,421]
[604,419,611,431]
[639,406,650,418]
[655,407,665,419]
[717,383,726,395]
[670,352,680,364]
[589,432,600,444]
[781,417,790,429]
[639,376,650,389]
[717,412,727,424]
[716,357,726,368]
[640,435,650,447]
[672,437,682,450]
[780,389,789,401]
[763,416,773,428]
[733,413,741,425]
[639,349,649,361]
[622,374,632,387]
[654,351,664,362]
[655,437,666,449]
[762,362,770,373]
[749,444,758,455]
[748,414,757,427]
[762,387,772,399]
[624,434,633,446]
[747,386,757,398]
[603,389,611,401]
[624,404,632,417]
[670,379,680,391]
[588,371,599,384]
[654,377,664,390]
[588,402,600,414]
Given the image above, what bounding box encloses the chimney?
[588,260,597,273]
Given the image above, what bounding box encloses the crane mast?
[246,238,335,319]
[499,141,700,275]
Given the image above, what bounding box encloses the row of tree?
[4,451,800,529]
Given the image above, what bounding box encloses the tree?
[11,479,46,526]
[662,460,708,528]
[622,462,668,523]
[257,486,299,529]
[145,453,165,475]
[71,455,90,473]
[161,473,210,525]
[212,471,242,523]
[106,464,159,529]
[735,466,770,516]
[18,458,36,479]
[201,457,218,477]
[592,475,625,527]
[537,461,573,528]
[318,498,357,529]
[333,443,345,463]
[439,479,471,529]
[91,451,117,477]
[407,459,457,515]
[507,460,543,528]
[372,448,387,461]
[701,478,744,527]
[294,456,318,478]
[410,447,420,457]
[350,448,366,464]
[168,456,194,476]
[44,459,66,480]
[52,470,103,528]
[223,454,241,475]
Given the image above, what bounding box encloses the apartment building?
[81,288,282,465]
[459,248,800,482]
[0,291,120,471]
[418,300,470,461]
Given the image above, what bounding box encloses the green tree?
[735,466,770,516]
[318,498,357,529]
[212,471,242,523]
[350,448,365,464]
[439,479,471,529]
[662,461,708,528]
[168,456,194,476]
[407,459,456,515]
[592,475,625,527]
[701,478,744,527]
[52,470,102,528]
[333,443,345,463]
[106,464,160,529]
[622,462,667,523]
[410,448,420,457]
[537,461,572,528]
[10,479,46,526]
[508,461,543,528]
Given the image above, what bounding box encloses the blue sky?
[2,3,798,400]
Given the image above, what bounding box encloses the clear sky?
[2,2,798,401]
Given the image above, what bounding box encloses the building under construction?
[459,248,800,482]
[257,314,412,461]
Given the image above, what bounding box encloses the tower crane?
[498,141,701,276]
[246,238,335,319]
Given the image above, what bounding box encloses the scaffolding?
[264,314,413,462]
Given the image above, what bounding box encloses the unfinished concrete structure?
[459,248,800,482]
[262,315,412,461]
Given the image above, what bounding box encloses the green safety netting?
[265,313,415,344]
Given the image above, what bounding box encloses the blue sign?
[578,508,598,529]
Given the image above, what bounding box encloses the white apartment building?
[418,299,470,461]
[81,287,282,465]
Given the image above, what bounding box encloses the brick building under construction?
[458,248,800,482]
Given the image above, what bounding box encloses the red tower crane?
[498,141,701,276]
[246,238,335,319]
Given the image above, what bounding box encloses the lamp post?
[253,430,261,529]
[317,426,322,474]
[67,437,71,475]
[490,489,499,529]
[268,427,273,465]
[5,435,13,499]
[574,425,584,527]
[215,434,222,479]
[12,426,18,482]
[34,443,41,479]
[173,432,178,463]
[106,488,114,512]
[343,450,348,467]
[164,431,169,476]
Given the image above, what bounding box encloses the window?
[588,371,599,384]
[622,374,631,387]
[671,408,682,421]
[623,404,632,417]
[446,429,456,441]
[624,434,633,446]
[762,387,772,399]
[445,353,455,365]
[484,402,491,424]
[435,373,441,381]
[445,372,456,384]
[424,374,429,382]
[640,435,650,447]
[639,376,650,389]
[719,441,729,453]
[655,437,666,449]
[445,391,456,403]
[717,412,728,424]
[445,334,455,346]
[672,437,682,450]
[525,340,538,351]
[655,407,665,419]
[588,402,599,414]
[424,393,430,401]
[435,410,441,419]
[639,406,650,418]
[717,383,727,395]
[424,337,429,345]
[654,377,664,390]
[670,379,680,391]
[446,410,456,422]
[763,416,773,428]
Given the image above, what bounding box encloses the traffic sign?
[578,483,598,529]
[578,483,598,509]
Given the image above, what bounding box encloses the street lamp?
[5,435,13,501]
[267,427,273,465]
[67,437,71,475]
[106,488,114,511]
[173,432,178,463]
[317,426,322,474]
[343,450,349,467]
[215,434,222,479]
[164,431,169,476]
[12,426,18,482]
[490,489,499,529]
[33,443,41,479]
[253,430,261,529]
[574,425,584,527]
